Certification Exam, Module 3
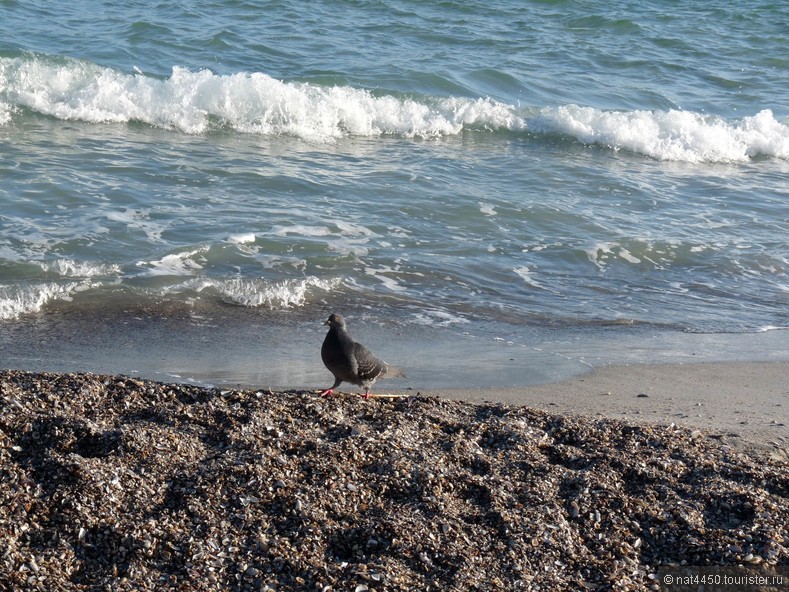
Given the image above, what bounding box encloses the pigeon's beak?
[323,319,330,326]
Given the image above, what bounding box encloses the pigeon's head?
[324,313,346,329]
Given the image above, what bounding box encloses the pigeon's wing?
[353,342,386,382]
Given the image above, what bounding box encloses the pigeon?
[319,313,404,399]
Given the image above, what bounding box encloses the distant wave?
[1,54,787,162]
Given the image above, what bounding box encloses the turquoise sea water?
[1,1,788,387]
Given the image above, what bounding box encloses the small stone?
[569,501,580,518]
[2,368,786,591]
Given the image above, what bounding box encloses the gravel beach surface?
[1,370,787,591]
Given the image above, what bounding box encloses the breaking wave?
[0,275,340,320]
[1,53,787,162]
[531,105,789,164]
[172,276,342,308]
[0,248,341,320]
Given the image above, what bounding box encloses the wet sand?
[436,361,789,459]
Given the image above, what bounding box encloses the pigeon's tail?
[384,364,407,379]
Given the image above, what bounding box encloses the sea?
[1,0,788,390]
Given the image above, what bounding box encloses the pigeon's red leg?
[321,379,342,398]
[361,388,371,400]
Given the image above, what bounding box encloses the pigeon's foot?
[361,389,371,400]
[319,388,335,398]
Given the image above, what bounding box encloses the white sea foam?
[105,209,166,242]
[1,257,115,319]
[586,243,611,270]
[0,101,12,125]
[755,325,789,333]
[479,202,497,216]
[272,224,332,237]
[227,233,256,244]
[335,221,376,237]
[137,248,207,276]
[39,258,122,277]
[587,242,650,269]
[616,247,641,265]
[0,281,85,319]
[364,266,407,293]
[272,223,374,256]
[513,265,546,289]
[532,106,789,163]
[3,54,786,160]
[411,309,470,326]
[201,276,340,308]
[0,56,520,140]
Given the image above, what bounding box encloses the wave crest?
[0,281,91,320]
[531,105,789,163]
[0,55,518,140]
[1,54,786,161]
[196,276,341,308]
[0,275,341,320]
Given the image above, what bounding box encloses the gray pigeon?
[319,313,404,399]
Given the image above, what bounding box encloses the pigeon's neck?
[333,326,352,342]
[327,326,350,343]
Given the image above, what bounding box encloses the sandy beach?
[1,363,787,591]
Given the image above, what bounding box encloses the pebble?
[568,501,580,518]
[0,369,785,591]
